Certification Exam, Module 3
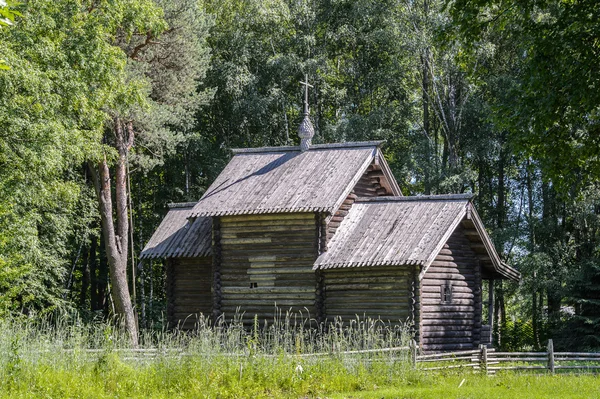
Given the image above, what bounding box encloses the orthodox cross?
[298,74,315,152]
[300,74,313,115]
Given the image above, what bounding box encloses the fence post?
[479,344,488,374]
[547,339,555,374]
[410,339,417,369]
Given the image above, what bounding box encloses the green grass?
[331,373,600,399]
[0,316,598,398]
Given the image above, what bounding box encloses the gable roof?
[140,202,212,259]
[314,195,520,281]
[190,141,400,217]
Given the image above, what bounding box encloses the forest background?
[1,0,599,350]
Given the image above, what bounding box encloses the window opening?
[441,282,453,303]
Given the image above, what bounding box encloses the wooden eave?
[374,148,402,196]
[463,204,521,282]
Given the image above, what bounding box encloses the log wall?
[420,226,483,352]
[219,213,318,324]
[326,164,392,242]
[323,266,412,324]
[166,256,213,329]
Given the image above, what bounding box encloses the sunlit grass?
[0,314,597,398]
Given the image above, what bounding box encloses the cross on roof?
[300,74,313,115]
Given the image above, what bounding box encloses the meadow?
[0,315,597,398]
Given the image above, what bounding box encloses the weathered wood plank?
[221,213,315,222]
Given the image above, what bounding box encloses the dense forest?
[1,0,599,350]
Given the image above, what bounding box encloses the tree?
[88,0,212,345]
[448,0,600,191]
[0,0,126,315]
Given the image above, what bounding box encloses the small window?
[250,282,258,289]
[441,282,453,304]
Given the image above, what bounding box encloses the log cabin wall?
[166,256,213,329]
[327,193,357,242]
[326,164,393,243]
[420,226,483,352]
[219,213,318,324]
[322,266,412,324]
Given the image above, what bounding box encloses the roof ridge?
[167,202,198,209]
[231,140,385,154]
[356,194,474,202]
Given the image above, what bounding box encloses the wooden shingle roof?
[314,195,520,281]
[190,141,398,217]
[140,203,212,259]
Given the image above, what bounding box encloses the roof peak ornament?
[298,74,315,152]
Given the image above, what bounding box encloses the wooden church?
[141,87,520,352]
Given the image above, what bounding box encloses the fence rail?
[412,339,600,374]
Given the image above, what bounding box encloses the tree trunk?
[526,160,540,348]
[90,234,99,312]
[80,244,90,310]
[89,119,138,347]
[497,139,506,229]
[98,231,109,313]
[422,49,431,195]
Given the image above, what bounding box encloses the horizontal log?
[325,291,409,300]
[421,325,475,332]
[221,220,315,228]
[421,292,474,300]
[422,305,475,313]
[421,312,473,320]
[432,258,473,266]
[222,260,314,269]
[421,279,471,287]
[423,273,475,281]
[225,293,314,300]
[325,310,409,318]
[325,268,411,277]
[247,267,313,275]
[223,300,315,307]
[326,284,407,291]
[421,299,475,306]
[325,299,409,308]
[426,267,474,275]
[173,281,211,288]
[326,276,408,284]
[421,285,473,293]
[221,237,273,244]
[221,213,315,222]
[222,244,316,252]
[222,287,314,294]
[220,226,315,235]
[172,295,212,302]
[172,259,212,267]
[421,337,473,344]
[433,255,478,262]
[225,235,317,243]
[222,251,316,259]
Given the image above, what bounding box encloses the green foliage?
[449,0,600,191]
[0,0,171,316]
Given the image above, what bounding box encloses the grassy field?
[0,316,597,398]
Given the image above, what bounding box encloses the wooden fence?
[413,339,600,374]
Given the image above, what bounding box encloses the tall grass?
[0,311,414,398]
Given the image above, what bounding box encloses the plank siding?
[219,213,318,324]
[420,227,482,351]
[167,257,212,330]
[323,266,412,324]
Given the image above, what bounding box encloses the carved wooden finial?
[298,75,315,152]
